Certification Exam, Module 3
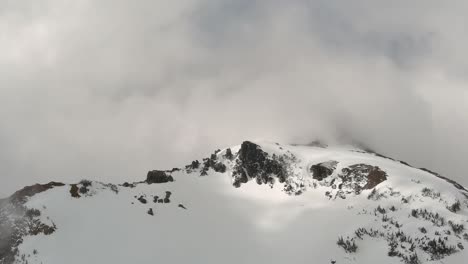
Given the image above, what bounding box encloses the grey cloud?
[1,0,467,197]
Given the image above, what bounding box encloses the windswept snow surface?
[2,141,468,264]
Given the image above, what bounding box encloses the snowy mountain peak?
[1,141,468,264]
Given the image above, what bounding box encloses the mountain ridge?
[1,140,468,264]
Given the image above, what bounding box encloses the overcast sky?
[1,0,468,197]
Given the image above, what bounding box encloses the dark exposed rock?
[212,162,227,173]
[178,204,187,210]
[138,196,147,204]
[224,148,234,160]
[122,182,135,188]
[363,167,388,190]
[311,161,338,181]
[1,184,60,264]
[164,191,172,203]
[79,179,92,187]
[399,161,411,166]
[153,196,159,203]
[323,164,389,197]
[9,182,65,205]
[232,141,288,188]
[70,184,80,198]
[186,160,200,171]
[341,164,388,191]
[79,186,89,195]
[147,208,154,216]
[420,168,468,194]
[199,152,227,176]
[146,170,174,184]
[169,168,181,172]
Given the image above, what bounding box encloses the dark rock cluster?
[200,153,227,176]
[186,160,200,171]
[151,191,172,204]
[341,164,388,192]
[146,170,174,184]
[232,141,288,188]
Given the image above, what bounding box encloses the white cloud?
[1,0,467,196]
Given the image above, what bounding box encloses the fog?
[1,0,467,197]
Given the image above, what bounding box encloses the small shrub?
[401,196,411,204]
[376,205,386,214]
[79,179,92,187]
[368,188,386,200]
[448,221,465,234]
[403,253,421,264]
[422,238,457,259]
[421,187,441,199]
[337,236,358,253]
[447,200,461,213]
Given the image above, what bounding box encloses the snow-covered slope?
[1,141,468,264]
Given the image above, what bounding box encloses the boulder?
[146,170,174,184]
[311,161,338,181]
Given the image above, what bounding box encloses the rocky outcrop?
[1,183,62,264]
[232,141,288,188]
[164,191,172,203]
[70,184,80,198]
[9,182,65,205]
[146,170,174,184]
[200,153,227,176]
[340,164,388,193]
[363,166,388,190]
[311,161,338,181]
[147,208,154,216]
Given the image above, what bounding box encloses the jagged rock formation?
[232,141,289,187]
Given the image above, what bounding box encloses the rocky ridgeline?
[2,141,468,264]
[191,141,390,198]
[179,141,468,263]
[0,182,64,264]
